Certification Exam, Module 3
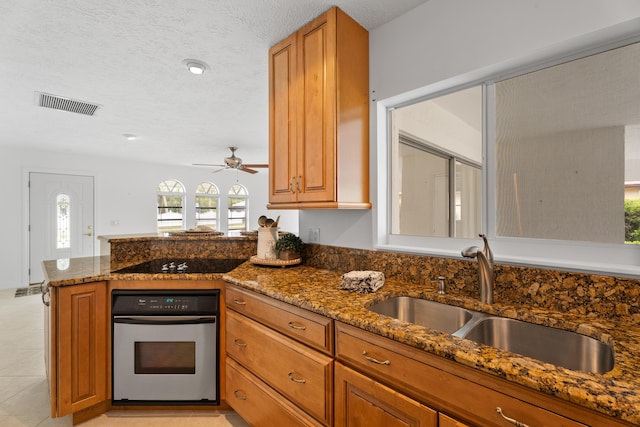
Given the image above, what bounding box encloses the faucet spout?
[461,234,494,304]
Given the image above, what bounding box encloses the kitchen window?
[157,179,185,233]
[377,33,640,276]
[228,184,248,233]
[195,182,219,230]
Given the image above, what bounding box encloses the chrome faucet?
[461,234,494,304]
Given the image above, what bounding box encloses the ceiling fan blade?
[239,166,259,174]
[192,163,226,167]
[211,167,227,174]
[242,163,269,168]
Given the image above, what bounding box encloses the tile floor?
[0,288,250,426]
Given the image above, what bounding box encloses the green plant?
[625,198,640,244]
[275,233,304,253]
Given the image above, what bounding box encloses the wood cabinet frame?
[268,6,370,209]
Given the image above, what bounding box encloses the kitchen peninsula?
[43,234,640,426]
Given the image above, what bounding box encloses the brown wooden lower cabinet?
[47,279,227,423]
[334,362,437,427]
[224,286,627,427]
[335,321,595,427]
[50,282,108,418]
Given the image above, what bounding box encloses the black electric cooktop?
[113,258,245,274]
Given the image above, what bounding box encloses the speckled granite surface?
[42,238,640,424]
[42,255,235,286]
[303,244,640,320]
[223,261,640,425]
[99,233,257,270]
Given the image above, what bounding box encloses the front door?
[29,173,95,284]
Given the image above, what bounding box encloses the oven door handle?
[113,315,216,325]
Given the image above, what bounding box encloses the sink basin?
[462,317,614,374]
[369,297,473,334]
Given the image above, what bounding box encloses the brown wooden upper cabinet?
[268,7,370,209]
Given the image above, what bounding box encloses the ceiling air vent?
[35,92,101,116]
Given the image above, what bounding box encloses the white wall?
[300,0,640,251]
[2,147,297,289]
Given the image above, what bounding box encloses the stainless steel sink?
[461,317,614,374]
[368,296,615,374]
[368,296,473,334]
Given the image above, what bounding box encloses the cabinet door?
[335,362,437,427]
[269,32,298,204]
[296,10,336,203]
[56,282,107,417]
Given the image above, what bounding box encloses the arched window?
[195,182,219,229]
[157,179,185,233]
[228,184,248,232]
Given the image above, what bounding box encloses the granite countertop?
[42,256,231,286]
[223,261,640,425]
[42,256,640,424]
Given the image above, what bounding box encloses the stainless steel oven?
[111,289,219,405]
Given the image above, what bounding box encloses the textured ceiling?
[0,0,427,167]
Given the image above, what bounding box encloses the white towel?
[340,271,385,293]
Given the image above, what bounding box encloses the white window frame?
[375,27,640,278]
[195,182,219,230]
[157,179,186,233]
[227,184,249,233]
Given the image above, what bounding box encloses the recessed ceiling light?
[183,59,208,75]
[123,133,137,141]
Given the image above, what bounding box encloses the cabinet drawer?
[336,322,587,427]
[227,310,333,425]
[226,284,333,354]
[226,358,323,427]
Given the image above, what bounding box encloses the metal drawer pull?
[234,339,247,347]
[290,177,296,194]
[287,371,306,384]
[496,407,529,427]
[233,389,247,401]
[362,351,390,365]
[233,299,246,305]
[288,321,307,330]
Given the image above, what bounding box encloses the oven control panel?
[112,290,219,316]
[137,296,196,311]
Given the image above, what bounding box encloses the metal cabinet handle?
[233,299,246,305]
[41,282,50,307]
[233,339,247,347]
[83,232,93,236]
[233,389,247,401]
[289,177,296,194]
[288,321,306,331]
[287,371,306,384]
[296,175,302,192]
[496,407,529,427]
[362,351,390,365]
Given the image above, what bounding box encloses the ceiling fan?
[193,146,268,174]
